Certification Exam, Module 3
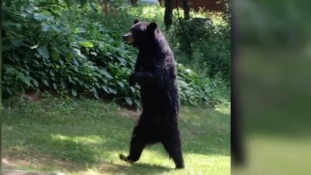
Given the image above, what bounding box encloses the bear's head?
[122,19,158,48]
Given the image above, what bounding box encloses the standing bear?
[120,19,185,169]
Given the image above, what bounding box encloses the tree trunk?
[164,0,173,30]
[130,0,138,6]
[181,0,190,20]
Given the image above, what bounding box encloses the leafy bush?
[2,0,228,107]
[169,12,231,84]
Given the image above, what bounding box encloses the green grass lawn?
[2,98,230,175]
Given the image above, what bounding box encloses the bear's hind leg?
[161,127,185,169]
[120,125,147,163]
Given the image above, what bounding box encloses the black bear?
[119,19,185,169]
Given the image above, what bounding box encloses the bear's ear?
[134,19,139,24]
[147,22,157,31]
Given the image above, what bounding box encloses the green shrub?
[2,1,228,108]
[169,12,231,84]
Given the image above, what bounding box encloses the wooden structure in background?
[159,0,225,12]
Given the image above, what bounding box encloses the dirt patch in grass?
[2,153,86,173]
[117,109,140,120]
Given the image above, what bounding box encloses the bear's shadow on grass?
[102,163,173,175]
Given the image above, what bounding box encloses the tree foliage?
[2,0,226,107]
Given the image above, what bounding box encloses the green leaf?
[20,13,27,18]
[51,25,61,33]
[79,0,88,6]
[91,88,99,99]
[34,53,41,58]
[73,58,80,66]
[134,99,141,106]
[53,83,58,90]
[42,79,49,86]
[72,89,77,97]
[5,66,15,75]
[68,76,73,83]
[50,70,55,76]
[6,88,12,95]
[130,87,136,93]
[93,93,99,99]
[34,13,47,21]
[51,49,60,60]
[20,76,32,87]
[108,88,117,94]
[12,53,20,62]
[125,97,132,105]
[37,44,49,59]
[2,38,15,51]
[59,59,64,65]
[90,51,97,56]
[32,79,39,87]
[42,23,51,32]
[64,0,73,8]
[102,86,109,93]
[89,1,98,12]
[117,81,124,88]
[24,50,36,62]
[78,41,94,48]
[15,23,22,30]
[203,95,209,101]
[61,81,66,89]
[77,27,86,33]
[10,39,24,47]
[52,41,65,54]
[100,70,113,79]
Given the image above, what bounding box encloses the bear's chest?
[138,60,155,72]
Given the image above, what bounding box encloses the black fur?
[120,19,184,169]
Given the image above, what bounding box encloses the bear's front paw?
[119,154,134,164]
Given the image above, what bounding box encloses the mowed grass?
[2,98,230,175]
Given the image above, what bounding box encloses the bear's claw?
[119,154,134,164]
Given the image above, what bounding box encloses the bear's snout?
[122,34,129,39]
[122,33,134,44]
